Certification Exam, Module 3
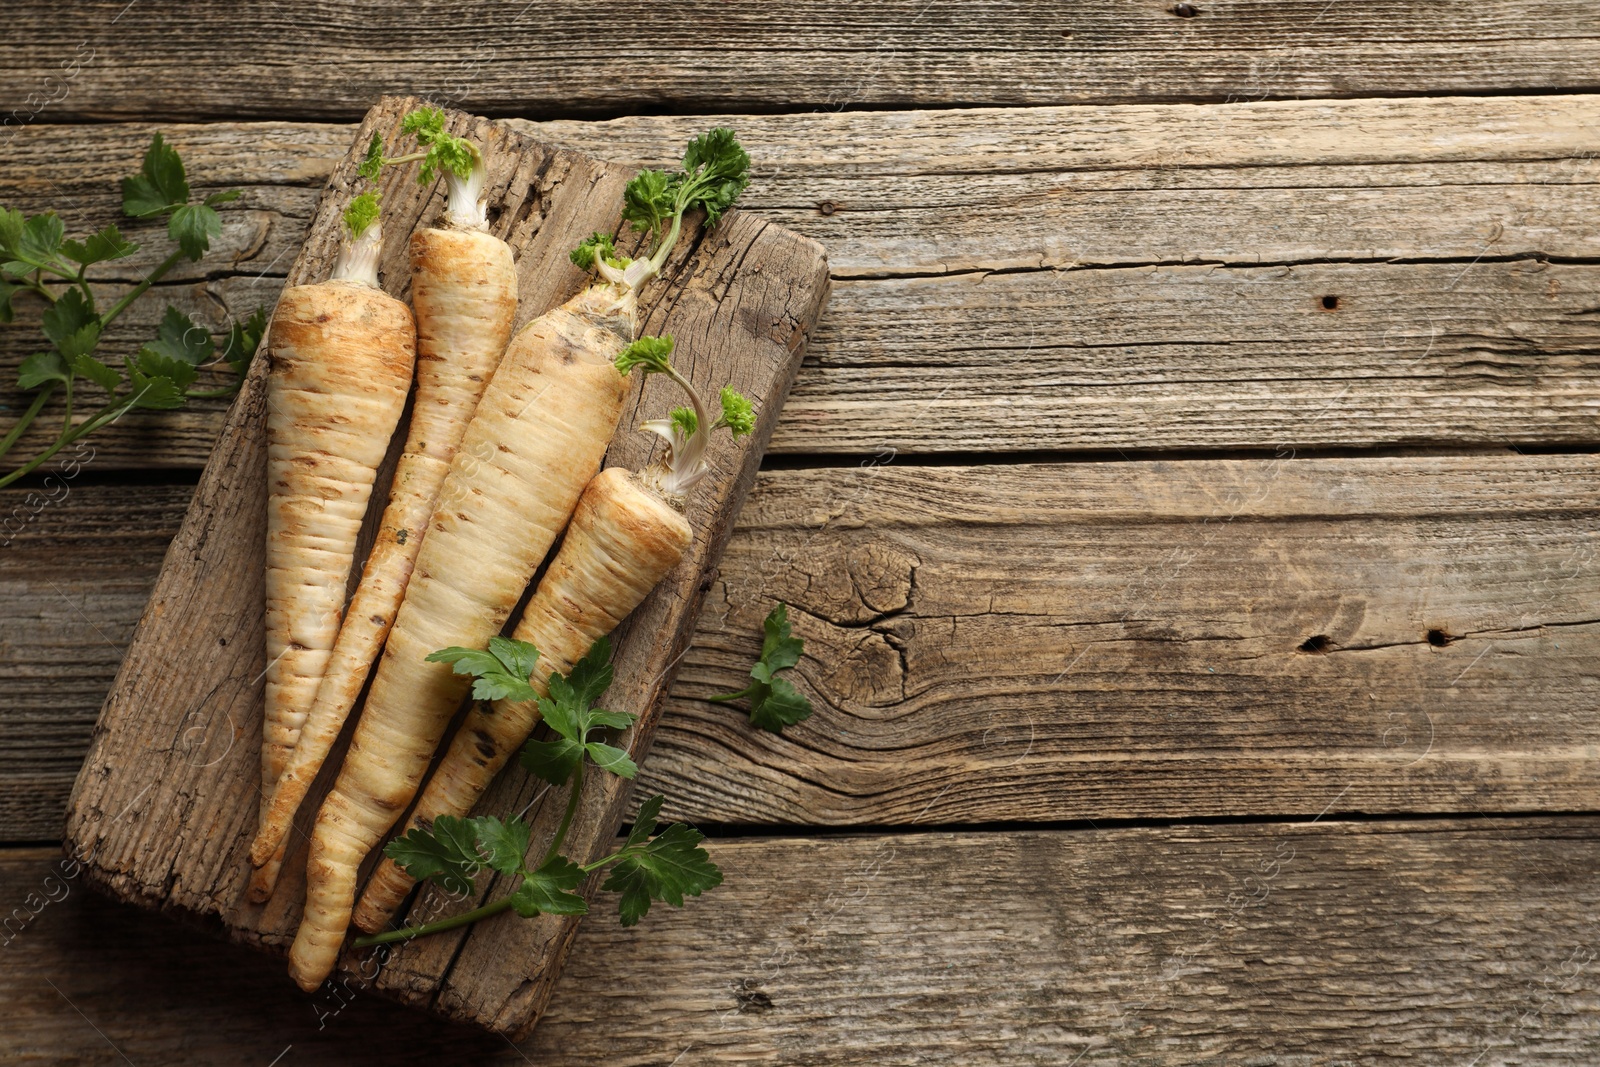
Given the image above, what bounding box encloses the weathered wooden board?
[5,95,1600,465]
[6,816,1600,1063]
[11,452,1596,841]
[6,1,1600,120]
[57,97,830,1037]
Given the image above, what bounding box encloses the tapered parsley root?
[353,337,755,930]
[287,286,635,991]
[249,114,517,901]
[261,193,415,875]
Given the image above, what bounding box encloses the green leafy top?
[399,106,479,183]
[426,636,540,702]
[364,108,488,229]
[718,385,755,438]
[569,231,626,273]
[520,637,640,786]
[613,334,675,377]
[573,128,749,285]
[708,603,813,733]
[632,347,758,501]
[342,192,381,239]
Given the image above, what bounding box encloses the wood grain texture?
[5,817,1600,1063]
[5,1,1600,120]
[6,95,1600,465]
[57,98,830,1037]
[11,452,1597,842]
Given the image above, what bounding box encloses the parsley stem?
[349,896,516,949]
[703,688,753,703]
[0,396,124,490]
[543,763,584,867]
[99,248,184,329]
[0,384,56,463]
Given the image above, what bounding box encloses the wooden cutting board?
[61,96,830,1038]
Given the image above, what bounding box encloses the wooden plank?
[5,817,1600,1063]
[5,1,1600,120]
[58,98,830,1037]
[5,96,1600,465]
[9,452,1597,842]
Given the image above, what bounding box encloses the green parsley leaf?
[122,132,189,218]
[601,811,722,927]
[0,277,17,324]
[4,212,66,274]
[400,106,478,183]
[40,289,97,347]
[709,602,814,734]
[678,127,751,226]
[383,815,487,897]
[71,354,122,395]
[718,386,755,438]
[520,734,585,787]
[620,169,674,244]
[123,363,188,410]
[59,223,137,268]
[569,231,624,272]
[508,855,588,917]
[584,742,637,779]
[624,793,666,849]
[220,307,268,378]
[168,203,221,261]
[668,406,698,438]
[204,190,242,207]
[518,636,637,784]
[0,208,25,262]
[18,351,70,390]
[426,637,540,702]
[358,131,385,182]
[133,347,198,393]
[463,814,531,876]
[343,191,381,240]
[144,305,215,365]
[613,334,675,377]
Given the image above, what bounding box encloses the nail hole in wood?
[1321,295,1340,311]
[1061,29,1074,38]
[1172,3,1200,16]
[1427,628,1455,647]
[1298,635,1331,654]
[817,201,837,216]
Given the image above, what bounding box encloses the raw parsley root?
[709,603,815,733]
[0,133,263,489]
[251,110,518,901]
[351,336,758,929]
[350,640,720,948]
[260,187,417,884]
[287,269,632,991]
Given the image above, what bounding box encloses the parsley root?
[249,113,516,900]
[261,193,415,877]
[286,284,635,991]
[352,336,754,931]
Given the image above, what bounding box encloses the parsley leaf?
[718,386,754,438]
[519,636,638,785]
[219,307,268,378]
[400,106,478,183]
[509,855,589,917]
[465,814,532,876]
[3,212,66,275]
[59,223,137,268]
[71,354,121,395]
[383,815,488,897]
[426,636,540,702]
[601,796,722,927]
[18,351,70,390]
[613,334,675,377]
[168,203,222,261]
[343,191,381,239]
[358,132,385,182]
[121,132,189,217]
[708,602,814,733]
[40,289,98,349]
[142,305,214,366]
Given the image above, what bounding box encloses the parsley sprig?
[709,603,814,733]
[0,133,265,489]
[363,108,487,229]
[352,637,721,948]
[569,127,751,286]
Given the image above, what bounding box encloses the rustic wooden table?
[3,3,1599,1063]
